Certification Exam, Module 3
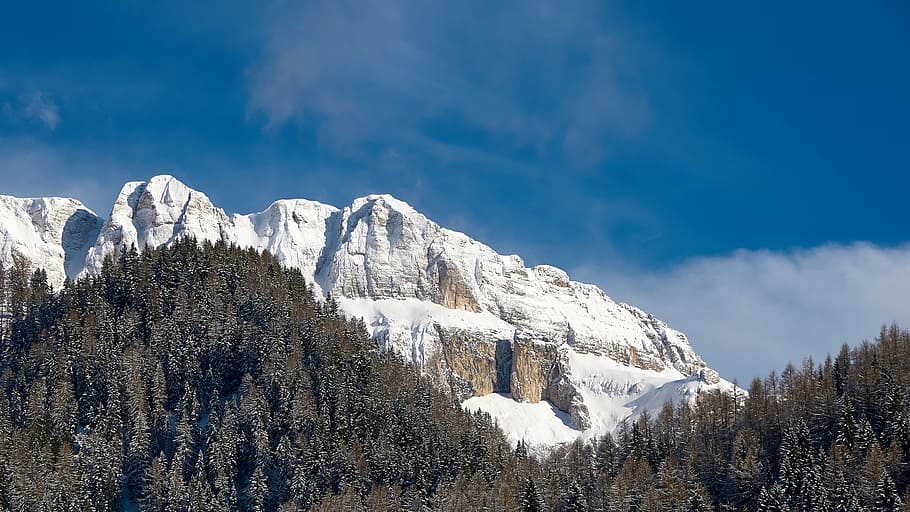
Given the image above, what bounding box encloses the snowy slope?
[463,393,581,447]
[1,175,733,446]
[464,358,734,448]
[0,194,103,285]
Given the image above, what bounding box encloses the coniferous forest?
[0,239,908,511]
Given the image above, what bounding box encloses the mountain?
[0,174,732,446]
[0,194,103,286]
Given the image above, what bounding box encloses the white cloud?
[575,243,910,384]
[3,91,60,130]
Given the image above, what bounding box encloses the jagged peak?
[116,174,196,195]
[110,175,219,217]
[349,193,423,219]
[142,174,198,199]
[116,173,178,192]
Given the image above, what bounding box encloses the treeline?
[0,239,907,511]
[531,324,910,511]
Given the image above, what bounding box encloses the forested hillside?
[0,240,907,511]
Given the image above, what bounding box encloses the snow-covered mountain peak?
[532,264,571,288]
[1,176,734,446]
[0,194,103,285]
[351,193,422,217]
[143,174,195,206]
[82,175,229,275]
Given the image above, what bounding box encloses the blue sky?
[1,1,908,382]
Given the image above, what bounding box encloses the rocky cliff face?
[1,175,734,444]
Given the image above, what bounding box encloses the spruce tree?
[519,477,543,512]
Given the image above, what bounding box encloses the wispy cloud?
[22,92,60,130]
[575,243,910,383]
[246,0,652,167]
[2,91,60,130]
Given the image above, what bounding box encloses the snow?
[563,351,680,432]
[568,350,736,438]
[462,393,581,448]
[0,194,103,286]
[340,296,514,332]
[465,350,738,447]
[338,297,513,365]
[1,174,737,447]
[82,176,339,293]
[232,199,339,296]
[351,193,421,220]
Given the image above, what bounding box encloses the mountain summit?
[0,175,731,446]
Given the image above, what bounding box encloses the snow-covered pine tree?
[519,476,543,512]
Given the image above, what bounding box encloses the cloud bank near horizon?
[576,242,910,383]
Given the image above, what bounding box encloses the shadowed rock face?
[510,335,553,403]
[494,339,513,392]
[510,335,591,429]
[2,175,727,434]
[62,208,104,279]
[435,328,500,398]
[429,327,591,429]
[433,259,481,312]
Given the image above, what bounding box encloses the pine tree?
[558,480,588,512]
[874,470,903,511]
[4,238,910,510]
[515,439,529,461]
[657,456,688,512]
[836,398,857,450]
[756,485,785,512]
[519,477,544,512]
[857,416,876,455]
[687,482,713,512]
[594,433,619,478]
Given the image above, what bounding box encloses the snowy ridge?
[0,175,734,446]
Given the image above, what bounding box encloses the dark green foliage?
[0,239,908,510]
